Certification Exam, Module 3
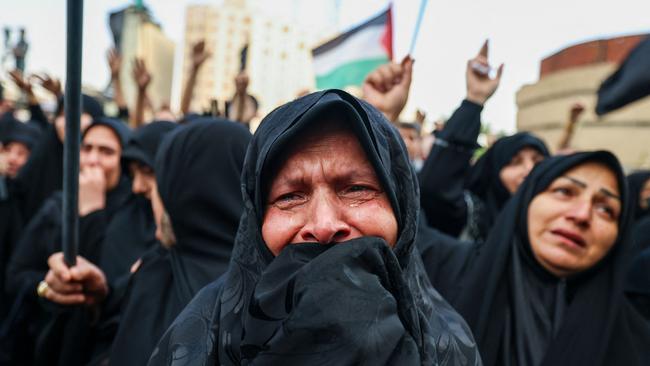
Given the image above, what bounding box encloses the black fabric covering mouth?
[147,89,480,366]
[121,120,177,168]
[452,150,650,366]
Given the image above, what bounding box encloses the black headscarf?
[121,120,177,168]
[148,90,480,366]
[15,94,106,220]
[3,116,156,366]
[0,116,42,150]
[627,170,650,221]
[452,151,650,366]
[108,118,250,366]
[465,132,549,219]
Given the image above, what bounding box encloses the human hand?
[78,166,106,216]
[31,73,62,97]
[132,58,152,91]
[42,252,108,306]
[362,56,414,122]
[235,71,249,95]
[466,40,504,106]
[9,69,33,94]
[569,102,585,123]
[191,40,211,70]
[415,109,427,126]
[107,48,122,79]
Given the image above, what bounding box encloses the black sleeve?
[5,198,61,298]
[416,217,477,303]
[78,209,109,263]
[418,99,483,236]
[117,107,129,121]
[28,102,49,129]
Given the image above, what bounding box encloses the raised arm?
[131,58,152,128]
[418,40,503,235]
[556,103,584,153]
[10,70,48,128]
[362,56,413,122]
[180,40,211,116]
[107,49,129,120]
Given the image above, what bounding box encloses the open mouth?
[550,229,587,249]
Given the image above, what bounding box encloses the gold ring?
[37,280,49,298]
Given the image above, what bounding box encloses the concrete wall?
[517,34,650,170]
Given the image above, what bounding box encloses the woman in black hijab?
[3,118,156,365]
[14,94,104,221]
[148,90,480,365]
[420,128,549,243]
[107,118,251,366]
[420,150,650,365]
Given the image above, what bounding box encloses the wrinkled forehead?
[261,113,371,196]
[253,99,402,223]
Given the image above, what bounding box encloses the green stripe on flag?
[316,57,388,90]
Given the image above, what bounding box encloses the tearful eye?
[595,203,618,221]
[552,187,573,197]
[340,184,380,201]
[270,192,307,210]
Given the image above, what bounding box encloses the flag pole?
[408,0,429,55]
[63,0,84,267]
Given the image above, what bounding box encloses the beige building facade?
[517,34,650,170]
[119,6,175,113]
[181,0,316,120]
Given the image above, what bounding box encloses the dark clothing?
[109,118,250,366]
[627,170,650,221]
[4,177,155,365]
[420,151,650,366]
[419,106,549,242]
[626,215,650,319]
[121,120,177,169]
[0,117,42,150]
[14,125,63,221]
[419,100,482,237]
[148,90,481,366]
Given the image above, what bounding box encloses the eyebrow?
[560,176,621,200]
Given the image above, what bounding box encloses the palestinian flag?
[312,8,393,90]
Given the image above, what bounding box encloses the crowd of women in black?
[0,39,649,366]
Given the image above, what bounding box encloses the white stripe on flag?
[313,24,387,76]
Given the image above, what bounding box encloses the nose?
[132,173,146,195]
[85,149,100,166]
[299,191,352,244]
[522,157,536,177]
[566,199,592,228]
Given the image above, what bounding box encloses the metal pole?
[63,0,83,266]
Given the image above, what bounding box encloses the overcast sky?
[1,0,649,132]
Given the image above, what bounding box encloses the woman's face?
[262,123,398,256]
[500,147,545,194]
[527,162,621,278]
[80,125,122,190]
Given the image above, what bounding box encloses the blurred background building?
[517,34,650,169]
[181,0,317,116]
[111,2,175,112]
